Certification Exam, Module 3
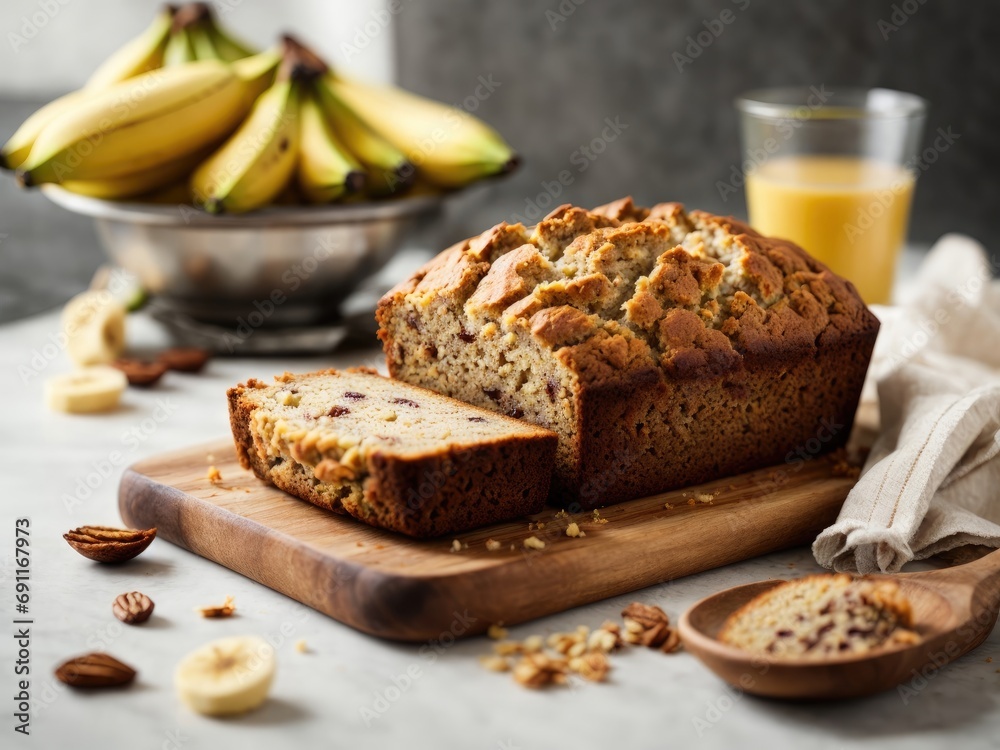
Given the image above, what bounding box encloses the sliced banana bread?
[377,198,879,508]
[228,368,557,537]
[718,574,919,659]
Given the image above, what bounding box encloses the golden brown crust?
[377,199,879,508]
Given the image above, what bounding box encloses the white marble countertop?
[2,300,998,750]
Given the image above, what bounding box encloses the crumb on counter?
[295,639,308,653]
[523,536,545,550]
[565,522,585,538]
[207,465,223,484]
[485,539,502,551]
[197,595,236,618]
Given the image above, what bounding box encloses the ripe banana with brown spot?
[190,77,302,213]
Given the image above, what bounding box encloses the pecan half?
[55,653,136,688]
[112,591,154,625]
[157,346,211,373]
[621,602,682,652]
[112,359,168,387]
[63,526,156,563]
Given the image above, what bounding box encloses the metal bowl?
[42,185,444,326]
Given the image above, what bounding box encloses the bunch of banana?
[163,2,256,67]
[0,3,260,199]
[323,73,519,189]
[3,9,519,212]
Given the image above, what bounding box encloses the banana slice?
[175,636,276,716]
[45,366,127,413]
[62,290,126,366]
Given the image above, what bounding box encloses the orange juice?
[745,156,915,303]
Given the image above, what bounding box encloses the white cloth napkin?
[813,234,1000,573]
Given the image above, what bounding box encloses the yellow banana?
[162,27,197,66]
[139,179,194,205]
[2,5,177,170]
[18,51,280,186]
[314,75,412,196]
[1,90,95,170]
[60,147,210,200]
[85,4,175,89]
[188,22,223,61]
[191,78,302,214]
[207,18,256,62]
[325,73,517,188]
[297,91,365,203]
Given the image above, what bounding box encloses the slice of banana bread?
[376,198,879,508]
[228,368,557,537]
[718,574,919,659]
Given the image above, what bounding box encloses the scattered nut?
[588,622,623,653]
[63,525,156,563]
[512,652,568,689]
[479,655,510,672]
[521,635,544,653]
[523,536,545,550]
[621,602,680,652]
[112,358,167,387]
[198,595,236,618]
[492,641,524,657]
[55,653,136,688]
[568,652,611,682]
[157,346,211,373]
[112,591,154,625]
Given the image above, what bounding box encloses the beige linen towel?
[813,234,1000,573]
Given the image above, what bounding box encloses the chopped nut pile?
[482,603,678,689]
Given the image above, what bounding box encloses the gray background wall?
[399,0,1000,249]
[2,0,998,322]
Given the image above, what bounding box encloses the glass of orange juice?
[736,87,926,304]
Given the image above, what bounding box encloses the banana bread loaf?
[376,198,879,508]
[228,368,557,537]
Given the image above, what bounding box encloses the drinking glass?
[736,87,926,304]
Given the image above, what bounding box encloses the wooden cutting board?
[119,440,854,642]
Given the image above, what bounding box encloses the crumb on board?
[663,502,674,510]
[206,465,223,484]
[523,536,546,550]
[565,522,585,538]
[554,509,568,519]
[591,510,608,525]
[485,539,502,551]
[451,539,462,552]
[198,595,236,618]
